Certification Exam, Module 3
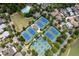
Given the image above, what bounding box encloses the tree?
[45,49,53,56]
[17,45,22,52]
[51,3,75,9]
[27,49,31,54]
[32,18,35,24]
[22,27,26,31]
[74,29,79,36]
[16,32,21,36]
[32,49,38,56]
[60,48,66,53]
[13,42,19,47]
[18,36,25,41]
[6,38,13,43]
[61,33,67,40]
[56,37,64,44]
[64,44,70,49]
[71,34,77,39]
[0,42,6,48]
[68,38,74,44]
[21,51,26,56]
[54,42,60,49]
[51,46,58,53]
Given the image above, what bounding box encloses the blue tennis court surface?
[40,17,48,24]
[44,26,61,42]
[45,32,55,41]
[21,31,31,42]
[31,37,51,56]
[35,17,49,29]
[27,27,36,36]
[21,26,37,43]
[36,21,44,29]
[49,27,60,36]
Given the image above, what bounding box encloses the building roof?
[12,36,18,42]
[66,22,73,29]
[69,11,74,16]
[0,28,4,33]
[2,47,16,56]
[33,12,40,18]
[2,31,9,38]
[66,7,72,12]
[66,17,79,27]
[0,19,6,25]
[21,6,31,13]
[0,20,3,25]
[0,24,6,29]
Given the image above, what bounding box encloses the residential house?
[55,14,63,21]
[12,36,18,43]
[75,16,79,23]
[75,4,79,14]
[0,18,6,25]
[60,9,69,17]
[2,47,17,56]
[66,22,73,29]
[66,7,72,12]
[66,17,79,27]
[33,12,41,18]
[0,24,6,29]
[0,29,4,34]
[1,31,9,40]
[66,7,74,16]
[40,3,49,9]
[71,7,78,15]
[51,9,59,16]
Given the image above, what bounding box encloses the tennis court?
[27,27,36,36]
[31,37,51,56]
[39,17,49,25]
[49,27,60,36]
[36,21,44,29]
[21,31,31,42]
[21,26,37,43]
[44,26,61,42]
[35,17,49,29]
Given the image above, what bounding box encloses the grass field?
[68,39,79,56]
[62,39,79,56]
[10,12,33,32]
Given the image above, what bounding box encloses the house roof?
[0,24,6,29]
[2,31,9,38]
[66,7,72,12]
[2,47,16,56]
[66,22,73,29]
[0,28,4,33]
[12,36,18,42]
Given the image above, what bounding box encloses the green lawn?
[62,39,79,56]
[68,39,79,56]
